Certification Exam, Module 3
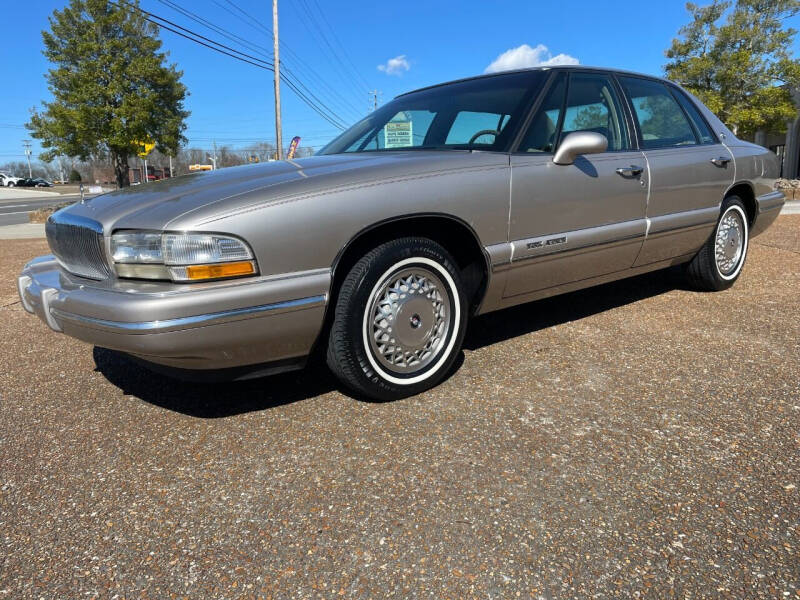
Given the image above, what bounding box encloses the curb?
[0,223,46,239]
[781,201,800,215]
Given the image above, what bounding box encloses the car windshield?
[318,71,545,155]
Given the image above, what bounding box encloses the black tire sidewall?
[334,238,467,399]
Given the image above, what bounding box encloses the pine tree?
[27,0,189,187]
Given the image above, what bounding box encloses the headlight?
[110,230,258,282]
[111,232,163,263]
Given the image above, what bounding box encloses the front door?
[506,71,648,298]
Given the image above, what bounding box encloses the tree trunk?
[111,150,130,188]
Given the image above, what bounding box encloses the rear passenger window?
[672,89,716,144]
[619,76,698,149]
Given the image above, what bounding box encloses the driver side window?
[519,72,630,153]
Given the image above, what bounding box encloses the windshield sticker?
[384,121,413,148]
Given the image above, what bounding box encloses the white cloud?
[377,55,411,76]
[484,44,579,73]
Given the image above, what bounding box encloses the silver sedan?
[19,66,785,400]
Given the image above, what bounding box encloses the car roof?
[397,65,674,97]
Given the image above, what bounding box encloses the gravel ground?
[1,218,798,599]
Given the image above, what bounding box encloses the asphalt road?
[1,217,798,598]
[0,195,75,226]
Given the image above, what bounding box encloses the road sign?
[136,140,155,159]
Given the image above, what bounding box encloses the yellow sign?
[136,140,155,159]
[189,164,213,171]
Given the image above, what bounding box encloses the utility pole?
[368,90,382,112]
[22,140,32,177]
[273,0,283,160]
[168,154,173,178]
[207,141,218,170]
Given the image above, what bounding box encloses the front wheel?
[326,237,467,401]
[686,196,749,291]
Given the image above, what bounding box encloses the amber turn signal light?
[184,261,256,280]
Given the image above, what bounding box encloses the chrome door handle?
[711,156,731,167]
[615,165,644,177]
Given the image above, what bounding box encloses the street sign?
[136,140,155,159]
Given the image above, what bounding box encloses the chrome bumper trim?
[50,294,327,334]
[17,275,33,313]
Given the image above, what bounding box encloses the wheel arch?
[724,180,757,225]
[330,213,492,316]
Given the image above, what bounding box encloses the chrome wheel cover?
[715,208,745,276]
[366,266,452,375]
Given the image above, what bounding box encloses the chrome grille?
[45,213,111,280]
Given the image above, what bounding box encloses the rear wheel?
[326,237,467,401]
[686,196,749,291]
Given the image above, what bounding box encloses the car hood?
[60,151,507,232]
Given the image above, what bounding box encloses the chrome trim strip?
[644,221,715,239]
[647,206,719,236]
[485,242,513,267]
[510,219,647,264]
[51,294,327,334]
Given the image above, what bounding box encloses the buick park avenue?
[19,67,784,400]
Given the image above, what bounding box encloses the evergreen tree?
[27,0,189,187]
[665,0,800,136]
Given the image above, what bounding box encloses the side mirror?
[552,131,608,165]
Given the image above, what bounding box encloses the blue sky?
[1,0,797,165]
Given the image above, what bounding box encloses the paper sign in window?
[384,121,413,148]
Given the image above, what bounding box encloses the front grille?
[45,213,111,280]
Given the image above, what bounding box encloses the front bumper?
[18,255,329,371]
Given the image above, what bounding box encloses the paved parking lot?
[1,217,798,598]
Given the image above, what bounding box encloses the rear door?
[506,71,648,298]
[616,76,734,266]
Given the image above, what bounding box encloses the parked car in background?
[15,178,53,188]
[18,66,785,400]
[0,172,22,187]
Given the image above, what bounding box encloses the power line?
[112,0,274,69]
[306,0,371,90]
[111,0,348,130]
[156,0,273,60]
[207,0,364,121]
[291,0,366,97]
[146,0,351,129]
